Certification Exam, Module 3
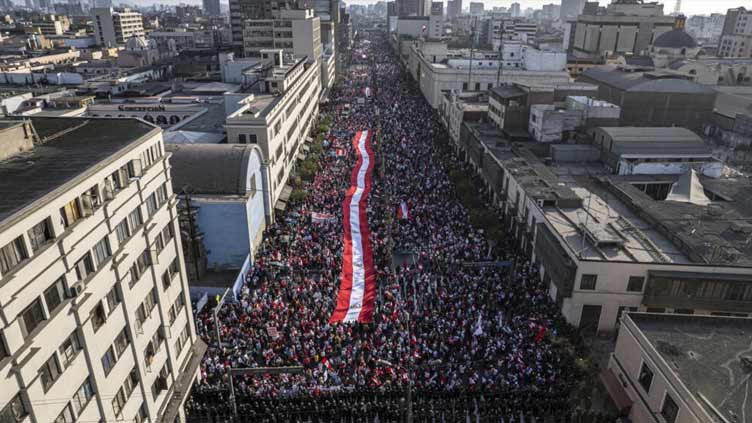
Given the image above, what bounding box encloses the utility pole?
[213,288,230,347]
[468,16,476,91]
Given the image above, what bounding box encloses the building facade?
[0,117,204,423]
[92,7,144,46]
[718,7,752,58]
[225,50,321,213]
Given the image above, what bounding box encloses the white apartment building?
[242,9,322,60]
[92,7,145,46]
[226,49,321,214]
[404,39,571,109]
[0,117,204,423]
[243,9,335,92]
[718,7,752,58]
[606,313,751,423]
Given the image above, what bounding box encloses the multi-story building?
[468,1,483,16]
[397,0,431,17]
[203,0,220,17]
[567,0,675,58]
[606,313,752,423]
[509,2,520,18]
[242,9,334,91]
[225,49,321,214]
[456,118,752,334]
[405,40,571,108]
[31,14,70,36]
[446,0,461,19]
[0,117,205,423]
[92,7,144,46]
[718,7,752,58]
[560,0,585,22]
[430,1,442,17]
[148,30,196,51]
[229,0,306,50]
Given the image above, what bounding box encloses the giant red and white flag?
[330,130,377,324]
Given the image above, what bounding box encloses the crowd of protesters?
[185,32,591,422]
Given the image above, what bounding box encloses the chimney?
[674,15,686,30]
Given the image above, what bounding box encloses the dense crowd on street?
[185,32,588,422]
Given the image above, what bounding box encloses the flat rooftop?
[0,117,158,226]
[543,172,690,264]
[628,312,752,423]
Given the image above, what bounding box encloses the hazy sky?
[347,0,743,16]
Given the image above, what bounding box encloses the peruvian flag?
[397,200,410,220]
[321,356,334,372]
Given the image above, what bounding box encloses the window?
[59,331,82,368]
[580,274,597,290]
[28,218,54,252]
[146,193,158,216]
[54,403,74,423]
[674,308,694,314]
[101,346,117,375]
[71,378,94,415]
[20,297,45,336]
[248,134,258,144]
[93,237,112,267]
[114,328,129,357]
[0,236,28,275]
[175,324,190,356]
[462,82,468,90]
[39,354,62,392]
[638,362,654,392]
[175,292,185,313]
[661,393,679,423]
[91,302,106,332]
[0,393,27,423]
[74,253,95,282]
[239,134,246,143]
[115,219,130,244]
[162,224,174,242]
[134,403,148,423]
[474,82,481,90]
[128,208,143,231]
[130,250,152,285]
[627,276,645,292]
[0,332,8,360]
[112,387,127,418]
[123,367,139,398]
[156,185,168,205]
[44,278,65,313]
[154,232,165,253]
[151,362,171,400]
[105,286,120,314]
[60,198,82,228]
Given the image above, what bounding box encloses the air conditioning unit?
[67,280,85,297]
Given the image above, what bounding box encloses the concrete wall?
[194,199,249,270]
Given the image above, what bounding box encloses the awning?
[297,153,307,161]
[599,369,632,413]
[274,200,287,211]
[279,185,293,202]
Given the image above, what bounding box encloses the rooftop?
[581,65,717,94]
[596,127,711,157]
[627,312,752,423]
[0,117,158,226]
[165,143,256,196]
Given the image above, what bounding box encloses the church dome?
[125,35,148,51]
[653,29,698,49]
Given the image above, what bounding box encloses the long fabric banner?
[330,130,376,323]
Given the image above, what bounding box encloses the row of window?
[578,274,645,293]
[91,285,121,332]
[54,378,95,423]
[136,288,159,333]
[637,362,679,423]
[112,367,140,418]
[174,323,191,357]
[0,145,163,281]
[102,326,130,376]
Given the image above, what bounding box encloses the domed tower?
[650,15,700,67]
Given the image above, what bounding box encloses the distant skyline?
[346,0,742,16]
